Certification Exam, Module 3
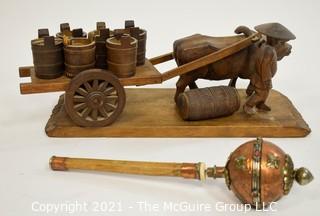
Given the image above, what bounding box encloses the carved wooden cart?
[19,33,259,127]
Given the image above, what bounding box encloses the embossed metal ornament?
[218,138,313,207]
[50,138,313,208]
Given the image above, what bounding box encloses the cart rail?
[19,59,162,94]
[149,52,174,65]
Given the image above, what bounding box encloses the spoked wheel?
[64,69,126,127]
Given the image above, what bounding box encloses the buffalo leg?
[228,77,238,87]
[175,75,198,102]
[189,81,198,89]
[246,81,255,97]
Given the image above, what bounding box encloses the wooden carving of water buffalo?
[173,23,295,114]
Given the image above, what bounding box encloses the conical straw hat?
[254,23,296,40]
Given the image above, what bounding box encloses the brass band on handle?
[50,156,68,171]
[206,166,225,179]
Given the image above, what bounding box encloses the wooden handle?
[149,52,174,65]
[50,156,206,180]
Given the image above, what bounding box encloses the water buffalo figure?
[173,23,295,114]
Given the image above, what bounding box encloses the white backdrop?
[0,0,319,215]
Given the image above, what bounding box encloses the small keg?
[126,27,147,65]
[88,23,110,69]
[94,28,110,69]
[177,86,240,121]
[106,34,137,78]
[124,20,147,65]
[64,38,95,78]
[31,34,64,79]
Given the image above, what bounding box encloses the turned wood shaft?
[50,156,204,180]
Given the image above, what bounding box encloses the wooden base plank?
[45,88,311,137]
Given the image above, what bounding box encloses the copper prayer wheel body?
[31,36,64,79]
[106,35,137,78]
[177,86,240,120]
[64,38,96,78]
[226,138,290,207]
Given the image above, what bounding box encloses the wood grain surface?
[45,88,310,137]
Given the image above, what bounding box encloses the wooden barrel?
[94,28,110,69]
[88,24,110,69]
[127,27,147,66]
[177,86,240,121]
[31,36,64,79]
[64,38,95,78]
[106,35,137,78]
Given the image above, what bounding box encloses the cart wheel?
[64,69,126,127]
